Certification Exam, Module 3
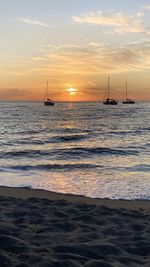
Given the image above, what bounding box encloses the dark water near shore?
[0,101,150,199]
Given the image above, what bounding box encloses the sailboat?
[43,81,55,106]
[122,82,135,104]
[103,77,118,105]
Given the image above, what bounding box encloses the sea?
[0,101,150,199]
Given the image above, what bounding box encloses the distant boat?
[103,77,118,105]
[43,81,55,106]
[122,82,135,104]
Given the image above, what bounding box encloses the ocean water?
[0,101,150,199]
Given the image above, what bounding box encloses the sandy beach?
[0,186,150,267]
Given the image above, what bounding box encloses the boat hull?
[103,99,118,105]
[122,99,135,104]
[44,101,55,106]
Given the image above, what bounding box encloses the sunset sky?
[0,0,149,101]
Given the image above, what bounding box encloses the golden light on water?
[66,88,78,96]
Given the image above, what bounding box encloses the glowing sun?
[66,88,78,95]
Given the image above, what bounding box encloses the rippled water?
[0,101,150,199]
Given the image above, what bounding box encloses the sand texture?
[0,187,150,267]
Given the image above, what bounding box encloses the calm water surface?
[0,101,150,199]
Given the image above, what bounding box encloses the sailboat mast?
[108,76,110,99]
[126,81,128,99]
[46,81,48,100]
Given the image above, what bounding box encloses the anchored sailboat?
[122,82,135,104]
[43,81,55,106]
[103,77,118,105]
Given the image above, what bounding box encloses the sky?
[0,0,150,101]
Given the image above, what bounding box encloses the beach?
[0,186,150,266]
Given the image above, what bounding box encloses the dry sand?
[0,186,150,267]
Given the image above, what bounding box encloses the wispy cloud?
[2,41,149,84]
[18,18,52,28]
[30,41,150,77]
[73,11,149,35]
[32,57,48,61]
[87,81,97,87]
[0,88,31,100]
[1,41,149,100]
[142,4,150,10]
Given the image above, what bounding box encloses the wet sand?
[0,186,150,267]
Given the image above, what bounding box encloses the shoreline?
[0,185,150,210]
